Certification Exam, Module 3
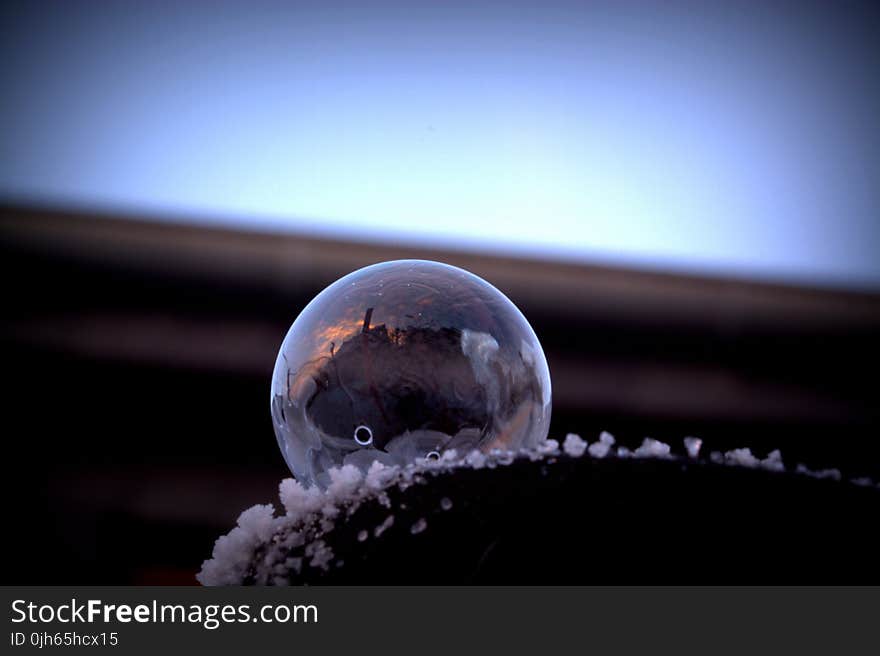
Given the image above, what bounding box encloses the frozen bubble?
[270,260,552,488]
[357,529,368,542]
[440,497,453,511]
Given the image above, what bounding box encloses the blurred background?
[1,0,878,583]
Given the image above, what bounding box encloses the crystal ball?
[270,259,552,487]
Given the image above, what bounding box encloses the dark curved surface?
[274,456,880,584]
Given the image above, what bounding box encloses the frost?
[724,448,760,468]
[537,439,560,455]
[633,438,672,459]
[365,461,396,490]
[563,433,588,457]
[465,449,487,469]
[374,514,395,538]
[326,464,364,498]
[683,437,702,458]
[200,429,875,587]
[305,539,334,570]
[440,449,460,463]
[813,468,842,481]
[588,441,611,459]
[761,449,785,472]
[796,464,842,481]
[196,504,278,586]
[588,430,617,458]
[598,431,616,446]
[705,447,784,472]
[279,478,322,517]
[238,504,277,542]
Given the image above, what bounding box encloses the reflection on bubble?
[271,260,552,488]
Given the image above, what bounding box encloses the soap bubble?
[270,260,552,488]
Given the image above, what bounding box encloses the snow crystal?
[588,440,611,459]
[588,430,617,458]
[724,448,760,468]
[365,461,396,490]
[279,478,323,517]
[537,438,560,455]
[465,449,487,469]
[813,468,842,481]
[196,504,277,586]
[357,529,368,542]
[683,437,702,458]
[761,449,785,472]
[410,518,428,535]
[326,464,364,498]
[374,514,395,538]
[796,464,842,481]
[305,539,334,570]
[563,433,588,457]
[598,431,616,446]
[634,438,672,459]
[238,504,277,542]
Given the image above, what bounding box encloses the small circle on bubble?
[354,425,373,446]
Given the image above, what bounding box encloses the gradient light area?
[1,1,878,287]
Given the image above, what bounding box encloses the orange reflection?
[311,314,364,356]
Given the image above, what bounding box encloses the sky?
[1,1,878,287]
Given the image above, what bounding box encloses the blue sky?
[2,1,878,287]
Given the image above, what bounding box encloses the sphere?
[270,260,552,487]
